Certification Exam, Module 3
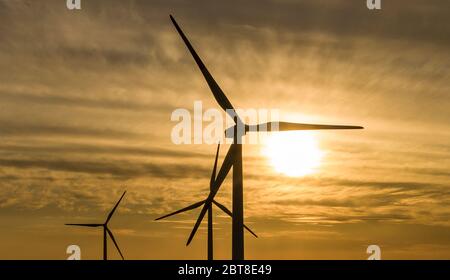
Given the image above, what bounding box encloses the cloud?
[0,158,210,179]
[0,142,211,159]
[0,90,174,112]
[0,121,143,139]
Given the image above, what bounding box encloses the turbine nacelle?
[224,123,248,139]
[223,123,277,139]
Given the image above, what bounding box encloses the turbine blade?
[243,224,258,238]
[186,144,235,246]
[212,200,258,238]
[65,223,102,227]
[106,191,126,224]
[209,143,220,188]
[169,15,240,123]
[155,200,206,221]
[248,122,363,132]
[212,200,232,216]
[106,228,124,260]
[186,207,209,246]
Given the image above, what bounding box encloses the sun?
[262,131,324,177]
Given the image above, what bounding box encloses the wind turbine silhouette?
[155,143,257,260]
[169,15,363,260]
[66,191,126,260]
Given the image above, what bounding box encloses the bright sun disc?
[262,131,324,177]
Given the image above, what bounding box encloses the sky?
[0,0,449,259]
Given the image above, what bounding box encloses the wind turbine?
[169,15,364,260]
[66,191,126,260]
[155,143,257,260]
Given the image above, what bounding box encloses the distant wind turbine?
[66,191,126,260]
[155,144,257,260]
[169,15,364,260]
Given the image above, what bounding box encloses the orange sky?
[0,0,449,259]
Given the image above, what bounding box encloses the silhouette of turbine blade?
[243,224,258,238]
[248,122,363,132]
[155,200,206,221]
[65,223,103,227]
[105,227,124,260]
[186,144,235,246]
[210,143,220,187]
[106,191,126,224]
[169,15,240,123]
[212,200,258,238]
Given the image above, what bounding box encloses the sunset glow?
[263,131,324,177]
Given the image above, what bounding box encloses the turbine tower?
[169,15,363,260]
[66,191,126,260]
[155,144,257,260]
